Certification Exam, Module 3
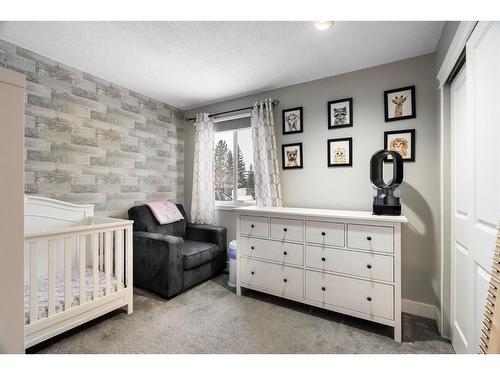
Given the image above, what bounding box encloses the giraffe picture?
[384,85,416,122]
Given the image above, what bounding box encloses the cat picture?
[328,98,353,129]
[282,143,303,169]
[286,149,298,167]
[282,107,303,134]
[328,138,352,167]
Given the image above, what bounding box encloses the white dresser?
[234,206,408,342]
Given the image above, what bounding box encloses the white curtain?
[191,113,215,224]
[251,99,282,207]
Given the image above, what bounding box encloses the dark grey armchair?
[128,204,227,298]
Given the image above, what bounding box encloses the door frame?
[437,21,477,339]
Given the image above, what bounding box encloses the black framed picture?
[328,97,353,129]
[282,142,303,169]
[327,137,352,167]
[384,85,416,122]
[384,129,415,162]
[282,107,303,134]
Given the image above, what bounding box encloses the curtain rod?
[185,99,279,122]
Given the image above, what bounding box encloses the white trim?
[214,112,251,123]
[437,21,477,340]
[402,299,439,321]
[437,22,477,87]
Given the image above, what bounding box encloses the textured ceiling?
[0,21,444,109]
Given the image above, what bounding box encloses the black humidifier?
[370,150,403,216]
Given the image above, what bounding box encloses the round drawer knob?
[283,228,288,232]
[321,257,326,262]
[251,246,255,250]
[283,278,287,283]
[367,297,372,301]
[321,232,326,236]
[283,251,288,255]
[250,224,255,228]
[366,264,372,269]
[321,286,326,291]
[251,271,255,275]
[367,236,372,241]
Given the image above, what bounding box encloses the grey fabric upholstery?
[128,204,227,298]
[182,241,220,270]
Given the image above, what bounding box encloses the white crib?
[23,196,133,349]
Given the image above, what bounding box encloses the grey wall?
[0,39,185,218]
[186,53,440,307]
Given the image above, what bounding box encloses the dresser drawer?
[305,270,394,320]
[347,224,393,253]
[270,217,304,242]
[240,258,303,298]
[239,237,304,266]
[305,245,394,282]
[305,220,345,247]
[240,215,269,238]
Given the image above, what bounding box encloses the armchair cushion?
[185,223,227,251]
[182,240,220,270]
[128,204,188,238]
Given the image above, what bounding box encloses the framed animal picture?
[282,107,303,134]
[384,85,416,122]
[327,137,352,167]
[328,98,353,129]
[282,142,303,169]
[384,129,415,162]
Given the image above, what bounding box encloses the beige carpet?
[29,274,454,354]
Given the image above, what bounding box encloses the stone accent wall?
[0,39,185,218]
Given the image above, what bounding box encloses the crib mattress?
[24,269,121,325]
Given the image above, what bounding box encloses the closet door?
[451,21,500,354]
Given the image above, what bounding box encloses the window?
[214,127,255,206]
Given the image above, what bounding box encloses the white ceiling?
[0,21,444,109]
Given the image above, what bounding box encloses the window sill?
[215,202,256,211]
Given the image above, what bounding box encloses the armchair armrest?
[132,231,184,298]
[185,223,227,252]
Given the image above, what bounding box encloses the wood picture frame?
[328,97,353,129]
[384,85,416,122]
[282,142,303,169]
[282,107,303,135]
[327,137,353,167]
[384,129,416,162]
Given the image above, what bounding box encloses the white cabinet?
[235,206,407,342]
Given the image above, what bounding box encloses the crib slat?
[92,233,99,300]
[99,233,104,271]
[47,240,56,317]
[79,235,86,305]
[105,231,112,295]
[64,237,72,311]
[29,242,38,324]
[115,230,123,291]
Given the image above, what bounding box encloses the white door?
[450,22,500,354]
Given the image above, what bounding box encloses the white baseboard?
[402,299,440,322]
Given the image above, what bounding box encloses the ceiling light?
[314,21,335,31]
